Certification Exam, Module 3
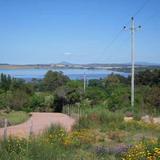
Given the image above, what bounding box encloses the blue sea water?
[0,68,129,80]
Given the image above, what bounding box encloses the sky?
[0,0,159,64]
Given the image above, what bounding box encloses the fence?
[1,118,33,140]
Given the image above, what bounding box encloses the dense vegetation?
[0,69,159,115]
[0,69,160,159]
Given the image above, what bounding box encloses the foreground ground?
[0,106,160,160]
[0,112,75,138]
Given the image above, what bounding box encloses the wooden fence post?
[69,105,70,116]
[3,118,8,140]
[29,120,33,137]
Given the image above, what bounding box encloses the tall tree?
[43,71,70,92]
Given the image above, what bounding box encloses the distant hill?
[135,62,160,66]
[57,61,72,65]
[0,63,9,65]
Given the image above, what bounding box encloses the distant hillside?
[57,61,72,65]
[0,63,9,65]
[135,62,160,66]
[0,62,160,72]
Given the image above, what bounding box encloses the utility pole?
[131,17,135,109]
[83,73,86,93]
[124,17,141,110]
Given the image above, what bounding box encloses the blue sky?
[0,0,159,64]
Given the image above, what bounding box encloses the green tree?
[105,74,120,88]
[88,79,105,89]
[135,69,160,86]
[85,87,107,105]
[144,86,160,111]
[5,90,30,110]
[43,71,70,92]
[0,73,12,91]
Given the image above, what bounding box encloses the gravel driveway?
[0,112,75,138]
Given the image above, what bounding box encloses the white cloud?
[64,52,72,55]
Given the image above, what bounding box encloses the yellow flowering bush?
[146,147,160,160]
[63,129,95,147]
[43,128,66,144]
[122,139,160,160]
[43,126,94,147]
[122,142,148,160]
[2,137,27,154]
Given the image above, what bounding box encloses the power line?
[100,0,151,55]
[101,29,123,52]
[133,0,151,18]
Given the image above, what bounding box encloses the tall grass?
[73,106,124,131]
[0,125,98,160]
[1,106,160,160]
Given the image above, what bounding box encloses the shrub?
[85,87,107,105]
[43,125,67,145]
[63,129,95,147]
[108,131,127,143]
[74,107,124,131]
[0,137,27,155]
[122,139,160,160]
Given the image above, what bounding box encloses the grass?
[0,122,159,160]
[71,105,160,153]
[0,105,160,159]
[0,111,30,126]
[0,126,97,160]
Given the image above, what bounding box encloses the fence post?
[78,105,79,129]
[3,118,8,140]
[69,105,70,116]
[29,120,33,137]
[67,105,69,115]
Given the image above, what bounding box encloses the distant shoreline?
[0,64,124,71]
[0,63,160,73]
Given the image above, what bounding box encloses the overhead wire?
[133,0,151,18]
[98,0,152,62]
[101,29,124,51]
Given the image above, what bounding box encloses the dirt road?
[0,112,75,138]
